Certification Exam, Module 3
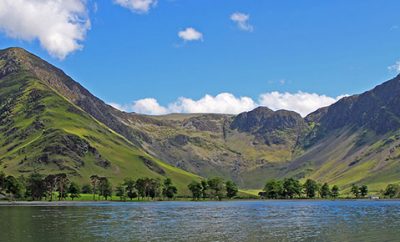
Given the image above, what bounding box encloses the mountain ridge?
[1,47,400,192]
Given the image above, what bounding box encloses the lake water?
[1,200,400,242]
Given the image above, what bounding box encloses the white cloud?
[0,0,90,59]
[388,60,400,73]
[111,91,345,117]
[230,12,254,32]
[113,0,157,13]
[258,91,345,117]
[178,27,203,42]
[131,98,168,115]
[168,93,256,114]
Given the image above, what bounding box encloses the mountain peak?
[0,47,36,62]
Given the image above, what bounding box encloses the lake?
[1,200,400,241]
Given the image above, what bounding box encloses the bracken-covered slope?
[0,47,200,193]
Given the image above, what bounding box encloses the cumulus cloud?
[230,12,253,32]
[0,0,90,59]
[113,0,157,13]
[258,91,345,117]
[178,27,203,41]
[168,93,256,114]
[111,91,345,117]
[131,98,168,115]
[388,60,400,73]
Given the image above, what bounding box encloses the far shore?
[1,198,400,206]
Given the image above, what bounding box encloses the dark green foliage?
[56,173,69,200]
[4,175,24,200]
[135,177,162,200]
[282,178,302,198]
[225,181,238,199]
[384,184,400,198]
[148,179,161,199]
[207,177,225,200]
[162,178,178,199]
[331,185,340,198]
[264,179,284,199]
[200,180,208,199]
[0,171,5,193]
[90,175,100,201]
[188,181,202,200]
[383,184,400,198]
[303,179,318,198]
[81,184,92,194]
[98,177,112,200]
[123,178,137,200]
[26,173,46,201]
[68,182,81,200]
[360,185,368,197]
[320,183,330,198]
[44,174,57,201]
[351,184,360,198]
[135,178,148,199]
[115,184,126,201]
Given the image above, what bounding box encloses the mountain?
[286,74,400,191]
[122,77,400,192]
[0,47,200,193]
[1,47,400,193]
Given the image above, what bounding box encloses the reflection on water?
[1,200,400,241]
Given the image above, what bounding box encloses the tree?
[320,183,331,198]
[351,184,360,198]
[148,178,161,199]
[304,179,318,198]
[162,178,178,200]
[200,180,209,199]
[26,173,46,201]
[98,177,112,200]
[68,182,81,200]
[283,178,302,199]
[135,178,150,199]
[208,177,225,200]
[44,174,57,201]
[81,184,92,194]
[188,181,202,200]
[360,185,368,198]
[56,173,69,200]
[4,175,24,200]
[124,178,137,200]
[115,184,126,201]
[264,179,284,199]
[384,184,400,198]
[225,181,238,199]
[90,175,100,201]
[0,171,5,193]
[331,185,340,199]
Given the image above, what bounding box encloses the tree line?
[1,171,400,201]
[0,172,81,201]
[187,177,238,200]
[260,178,365,199]
[0,172,179,201]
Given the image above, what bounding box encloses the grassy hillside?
[2,47,400,194]
[0,71,200,194]
[286,127,400,193]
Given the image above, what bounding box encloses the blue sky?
[0,0,400,116]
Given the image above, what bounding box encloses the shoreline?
[1,198,400,206]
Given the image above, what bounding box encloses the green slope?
[2,47,400,194]
[0,71,200,194]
